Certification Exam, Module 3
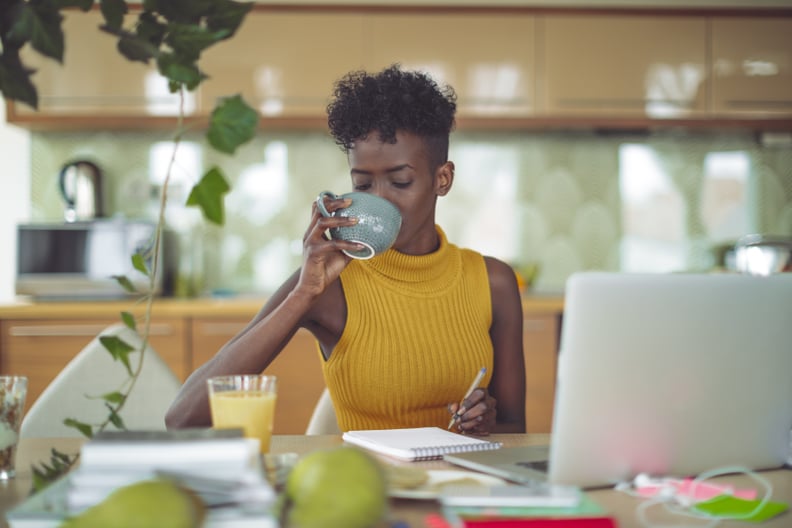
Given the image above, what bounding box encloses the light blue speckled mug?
[316,191,402,259]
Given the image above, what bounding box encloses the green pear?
[283,446,387,528]
[59,478,206,528]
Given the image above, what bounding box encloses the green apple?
[60,478,205,528]
[283,446,387,528]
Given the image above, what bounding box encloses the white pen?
[447,366,487,430]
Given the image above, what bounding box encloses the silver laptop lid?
[548,272,792,488]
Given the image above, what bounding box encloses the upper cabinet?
[540,14,708,119]
[12,11,187,122]
[6,7,791,130]
[710,17,792,117]
[199,12,365,122]
[362,12,536,118]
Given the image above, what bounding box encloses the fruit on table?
[282,446,388,528]
[59,478,206,528]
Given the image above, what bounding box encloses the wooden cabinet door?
[522,313,560,433]
[541,14,707,118]
[12,11,178,119]
[0,318,186,415]
[364,13,536,118]
[190,319,326,434]
[711,17,792,117]
[199,12,365,119]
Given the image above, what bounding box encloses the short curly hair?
[327,64,457,171]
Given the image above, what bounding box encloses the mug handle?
[316,191,338,217]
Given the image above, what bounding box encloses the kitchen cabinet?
[199,12,366,121]
[12,11,182,120]
[540,14,708,118]
[190,319,326,435]
[522,313,560,433]
[0,317,186,416]
[710,17,792,117]
[363,12,536,117]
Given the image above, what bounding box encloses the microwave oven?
[15,220,178,300]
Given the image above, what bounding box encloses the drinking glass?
[207,375,277,453]
[0,376,27,480]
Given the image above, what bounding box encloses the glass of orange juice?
[207,375,277,453]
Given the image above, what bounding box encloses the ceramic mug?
[316,191,402,259]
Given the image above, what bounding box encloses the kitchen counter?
[0,294,564,319]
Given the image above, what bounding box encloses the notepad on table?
[342,427,503,461]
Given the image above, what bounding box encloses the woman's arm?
[165,196,362,428]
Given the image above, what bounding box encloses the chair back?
[20,324,182,438]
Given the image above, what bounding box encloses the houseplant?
[0,0,259,489]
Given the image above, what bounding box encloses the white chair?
[305,388,340,435]
[20,324,182,438]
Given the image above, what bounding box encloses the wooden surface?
[2,434,791,528]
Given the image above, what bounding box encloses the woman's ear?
[435,161,454,196]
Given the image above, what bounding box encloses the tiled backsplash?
[31,129,792,296]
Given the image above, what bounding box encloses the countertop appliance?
[15,219,177,300]
[58,159,105,222]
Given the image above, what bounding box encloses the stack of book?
[6,429,278,528]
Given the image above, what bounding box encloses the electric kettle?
[58,159,105,222]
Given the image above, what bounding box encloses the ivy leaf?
[166,23,228,59]
[186,167,230,225]
[156,52,206,91]
[120,311,137,331]
[147,0,214,24]
[111,274,137,293]
[131,252,149,276]
[206,94,258,154]
[206,0,253,38]
[30,448,79,493]
[0,53,38,109]
[116,33,156,64]
[63,418,94,438]
[56,0,95,9]
[99,335,136,375]
[25,2,66,63]
[101,391,126,404]
[135,11,167,49]
[99,0,127,31]
[106,403,126,429]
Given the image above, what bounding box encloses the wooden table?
[1,435,790,528]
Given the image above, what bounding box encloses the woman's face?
[347,130,452,255]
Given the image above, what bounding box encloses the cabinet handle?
[10,323,175,337]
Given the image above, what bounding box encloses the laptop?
[445,272,792,488]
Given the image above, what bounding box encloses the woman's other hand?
[448,388,497,435]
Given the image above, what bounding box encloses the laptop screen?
[547,272,792,488]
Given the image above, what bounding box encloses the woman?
[166,65,526,434]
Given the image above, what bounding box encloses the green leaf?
[206,94,258,154]
[99,335,136,375]
[165,22,228,59]
[101,391,126,404]
[64,418,94,438]
[186,167,230,225]
[0,54,39,109]
[135,11,167,48]
[30,448,79,493]
[56,0,95,9]
[156,52,206,91]
[120,311,137,331]
[25,2,66,63]
[111,274,138,293]
[206,0,253,38]
[116,33,155,64]
[149,0,214,24]
[106,404,126,429]
[131,252,149,276]
[99,0,127,30]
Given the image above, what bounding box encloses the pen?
[447,366,487,430]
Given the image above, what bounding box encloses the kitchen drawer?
[190,318,326,434]
[0,317,187,415]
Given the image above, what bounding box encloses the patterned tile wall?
[30,129,792,296]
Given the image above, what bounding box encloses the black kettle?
[58,159,105,222]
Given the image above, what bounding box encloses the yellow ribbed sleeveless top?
[322,227,494,431]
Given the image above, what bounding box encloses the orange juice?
[209,390,277,453]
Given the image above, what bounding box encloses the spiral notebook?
[342,427,502,461]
